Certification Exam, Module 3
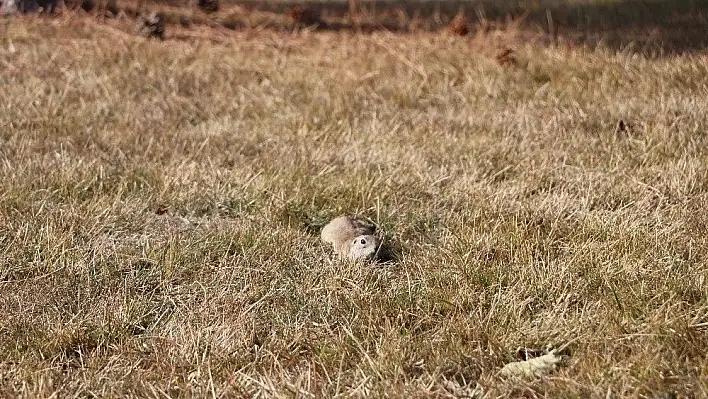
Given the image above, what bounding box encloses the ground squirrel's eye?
[360,238,366,245]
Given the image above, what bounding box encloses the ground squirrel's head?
[348,234,380,261]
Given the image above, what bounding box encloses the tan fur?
[320,216,380,260]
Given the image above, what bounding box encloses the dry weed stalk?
[347,0,359,29]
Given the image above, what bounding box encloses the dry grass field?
[1,2,708,397]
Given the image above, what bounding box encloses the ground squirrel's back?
[320,216,374,243]
[320,216,377,257]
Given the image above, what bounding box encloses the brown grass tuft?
[447,12,469,36]
[495,46,516,66]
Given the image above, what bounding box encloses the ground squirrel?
[320,215,381,261]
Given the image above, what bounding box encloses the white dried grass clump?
[499,350,564,379]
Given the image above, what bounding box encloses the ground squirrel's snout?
[349,234,380,261]
[354,235,379,250]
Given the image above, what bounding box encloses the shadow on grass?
[20,0,705,55]
[215,0,708,55]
